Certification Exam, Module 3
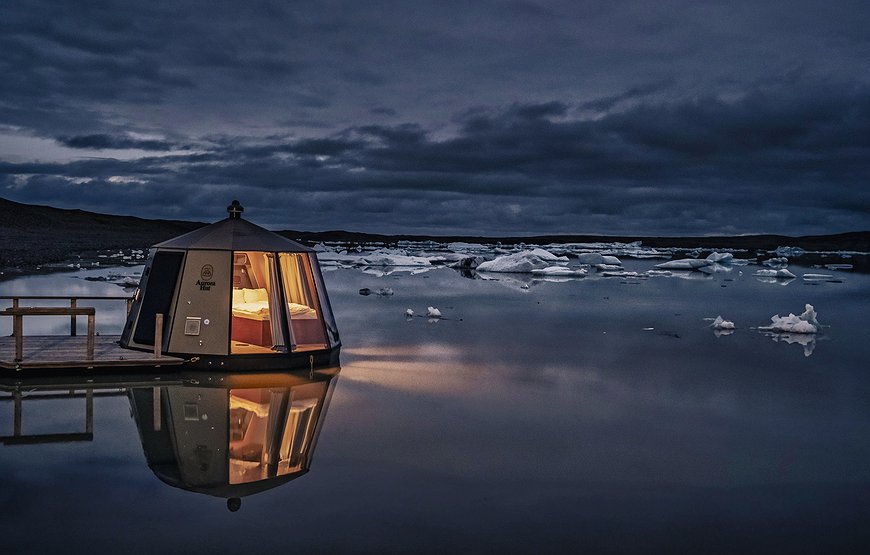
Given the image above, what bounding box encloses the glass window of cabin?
[279,253,327,351]
[230,251,287,354]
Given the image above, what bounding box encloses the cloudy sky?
[1,0,868,235]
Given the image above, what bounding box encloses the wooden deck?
[0,335,184,370]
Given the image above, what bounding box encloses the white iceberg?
[705,252,733,264]
[760,304,820,334]
[427,306,442,318]
[476,249,566,273]
[654,258,711,270]
[530,266,587,276]
[802,273,838,282]
[711,315,735,330]
[575,253,622,265]
[600,271,645,278]
[775,246,805,257]
[528,248,570,262]
[754,269,796,279]
[405,308,414,317]
[764,256,788,268]
[362,249,431,267]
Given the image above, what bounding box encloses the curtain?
[266,254,287,351]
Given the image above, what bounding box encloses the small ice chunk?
[655,258,711,270]
[764,256,788,268]
[115,276,140,287]
[376,287,394,296]
[802,273,835,281]
[531,266,587,276]
[427,306,442,318]
[775,246,805,257]
[711,315,735,330]
[754,269,796,279]
[477,250,564,273]
[594,264,623,271]
[760,304,820,334]
[575,253,622,265]
[705,252,733,265]
[405,308,414,317]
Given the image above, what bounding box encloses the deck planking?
[0,335,184,370]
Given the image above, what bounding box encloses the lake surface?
[1,260,869,553]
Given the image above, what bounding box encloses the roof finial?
[227,200,244,219]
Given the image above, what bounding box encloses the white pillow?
[244,288,268,303]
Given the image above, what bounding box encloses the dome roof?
[153,201,312,252]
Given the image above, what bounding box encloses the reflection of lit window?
[227,383,326,484]
[279,398,318,474]
[228,389,270,484]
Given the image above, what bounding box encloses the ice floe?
[759,304,820,334]
[362,249,431,267]
[754,269,796,279]
[427,306,442,318]
[655,258,712,270]
[530,266,587,276]
[575,253,622,265]
[764,256,788,268]
[711,315,735,330]
[654,252,736,273]
[476,249,568,273]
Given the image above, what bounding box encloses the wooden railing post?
[86,314,95,360]
[70,298,77,336]
[13,314,23,362]
[154,313,163,357]
[126,298,133,314]
[12,298,19,309]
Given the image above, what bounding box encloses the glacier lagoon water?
[1,261,869,553]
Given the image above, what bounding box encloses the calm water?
[1,261,869,554]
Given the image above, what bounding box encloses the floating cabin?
[120,201,340,370]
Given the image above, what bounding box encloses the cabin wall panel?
[168,250,231,356]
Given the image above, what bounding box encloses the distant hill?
[0,197,204,270]
[1,196,868,272]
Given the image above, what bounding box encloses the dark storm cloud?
[3,73,868,235]
[0,0,869,234]
[56,134,179,151]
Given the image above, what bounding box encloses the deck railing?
[0,295,134,363]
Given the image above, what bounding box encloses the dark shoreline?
[2,197,869,275]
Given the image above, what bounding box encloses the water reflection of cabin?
[121,201,340,370]
[1,368,339,508]
[130,369,339,503]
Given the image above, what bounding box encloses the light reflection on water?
[1,263,870,553]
